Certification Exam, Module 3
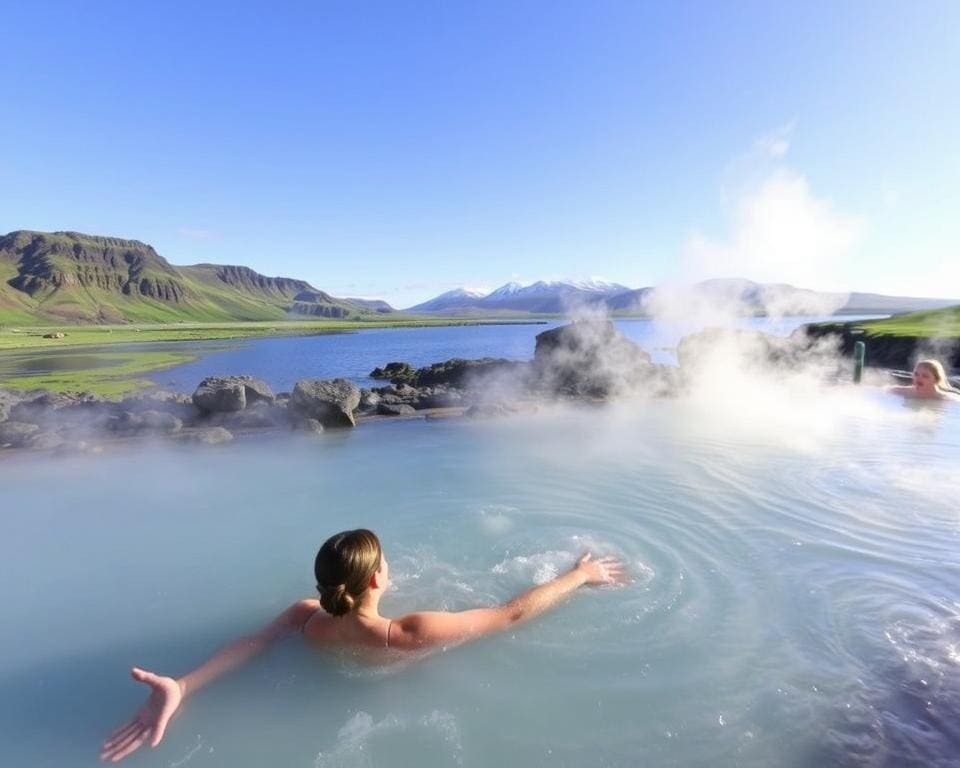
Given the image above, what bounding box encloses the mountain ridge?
[3,230,957,324]
[408,277,960,316]
[0,230,370,324]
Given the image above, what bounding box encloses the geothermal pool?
[1,391,959,767]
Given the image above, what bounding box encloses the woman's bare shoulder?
[300,603,335,642]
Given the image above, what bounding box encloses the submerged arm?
[391,553,626,649]
[100,599,319,762]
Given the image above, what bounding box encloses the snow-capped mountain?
[406,278,960,316]
[407,279,630,313]
[407,287,489,313]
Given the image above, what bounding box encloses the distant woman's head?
[314,529,387,616]
[913,359,949,395]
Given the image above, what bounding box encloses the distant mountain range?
[408,279,629,313]
[1,229,956,325]
[407,278,960,316]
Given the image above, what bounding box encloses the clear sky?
[2,1,958,307]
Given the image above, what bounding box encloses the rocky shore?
[800,323,960,371]
[0,320,907,455]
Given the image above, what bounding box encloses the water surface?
[140,315,884,391]
[1,388,957,767]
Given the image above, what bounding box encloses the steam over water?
[1,391,959,767]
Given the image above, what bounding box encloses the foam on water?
[314,710,463,768]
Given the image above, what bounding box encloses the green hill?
[0,230,371,324]
[853,305,960,337]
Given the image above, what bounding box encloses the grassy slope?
[849,305,960,337]
[0,232,359,324]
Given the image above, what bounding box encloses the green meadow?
[852,305,960,337]
[0,318,544,396]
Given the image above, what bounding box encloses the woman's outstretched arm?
[390,553,627,650]
[100,599,319,763]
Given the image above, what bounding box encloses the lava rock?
[358,389,381,412]
[211,403,281,430]
[192,376,275,413]
[370,362,416,382]
[139,410,183,434]
[0,389,22,422]
[291,378,361,428]
[466,403,510,419]
[0,421,40,447]
[533,320,655,397]
[376,402,417,416]
[179,426,234,445]
[414,388,464,409]
[120,390,195,420]
[411,358,523,388]
[289,416,325,434]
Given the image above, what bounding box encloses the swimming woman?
[887,359,960,402]
[100,529,626,762]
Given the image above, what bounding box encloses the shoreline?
[3,317,956,458]
[0,318,549,396]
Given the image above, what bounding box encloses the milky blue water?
[1,384,959,767]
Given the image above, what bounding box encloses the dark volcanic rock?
[289,416,325,434]
[106,409,183,435]
[291,378,361,428]
[414,387,464,409]
[211,403,282,430]
[0,421,40,447]
[0,389,21,422]
[370,362,416,382]
[533,320,656,397]
[9,392,100,430]
[121,390,194,419]
[801,323,960,371]
[192,376,275,413]
[179,426,234,445]
[358,389,380,412]
[412,358,524,388]
[192,379,244,412]
[376,402,417,416]
[139,410,183,433]
[466,403,510,419]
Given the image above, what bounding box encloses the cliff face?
[0,230,380,323]
[180,264,311,299]
[2,231,189,303]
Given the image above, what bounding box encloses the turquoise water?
[1,387,958,767]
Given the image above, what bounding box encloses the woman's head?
[913,359,949,393]
[314,529,385,617]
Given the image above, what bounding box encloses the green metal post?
[853,340,866,384]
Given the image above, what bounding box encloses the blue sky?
[1,1,958,307]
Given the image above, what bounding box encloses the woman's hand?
[574,552,628,585]
[100,667,183,762]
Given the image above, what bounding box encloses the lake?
[141,315,883,393]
